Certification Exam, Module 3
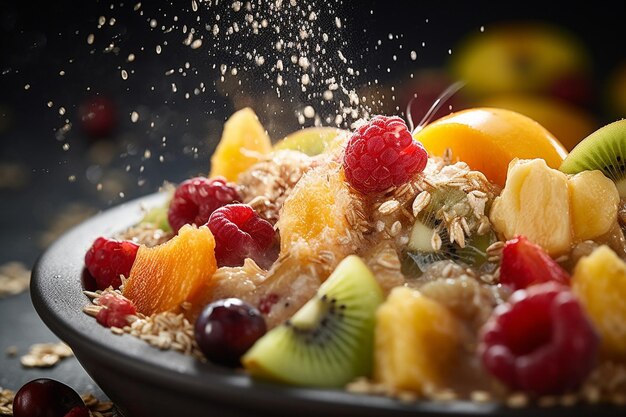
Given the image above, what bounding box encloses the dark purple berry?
[195,298,266,366]
[13,378,88,417]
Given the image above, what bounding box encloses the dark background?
[0,0,624,404]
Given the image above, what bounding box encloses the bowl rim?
[29,192,619,417]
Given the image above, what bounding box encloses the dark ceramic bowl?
[31,193,623,417]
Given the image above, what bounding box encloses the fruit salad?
[82,107,626,406]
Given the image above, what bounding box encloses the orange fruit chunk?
[276,163,357,260]
[413,107,568,187]
[209,107,272,181]
[123,224,217,316]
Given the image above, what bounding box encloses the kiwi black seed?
[560,119,626,198]
[241,255,383,387]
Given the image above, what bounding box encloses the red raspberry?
[208,204,277,269]
[168,176,241,233]
[479,282,599,395]
[343,115,428,194]
[96,293,137,328]
[84,237,139,290]
[500,235,570,291]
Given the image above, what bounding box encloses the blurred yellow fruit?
[374,287,461,393]
[413,107,568,187]
[480,94,596,150]
[568,170,620,242]
[273,127,349,156]
[572,246,626,359]
[606,61,626,118]
[451,23,589,97]
[209,108,272,181]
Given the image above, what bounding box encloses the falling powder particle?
[127,53,136,62]
[190,39,202,49]
[149,19,157,28]
[62,143,70,151]
[303,106,315,118]
[121,69,128,80]
[130,111,139,123]
[410,50,417,60]
[58,107,66,116]
[335,17,342,28]
[156,45,162,54]
[24,84,30,90]
[87,34,95,45]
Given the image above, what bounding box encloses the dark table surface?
[1,0,624,414]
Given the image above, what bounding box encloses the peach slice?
[413,107,568,187]
[123,224,217,317]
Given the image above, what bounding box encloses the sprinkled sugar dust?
[28,0,440,204]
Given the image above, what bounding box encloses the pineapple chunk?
[568,170,620,241]
[374,287,461,393]
[490,159,620,256]
[209,108,272,181]
[572,245,626,359]
[490,158,572,255]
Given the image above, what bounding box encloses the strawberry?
[499,235,570,290]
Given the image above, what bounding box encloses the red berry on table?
[208,204,277,269]
[479,282,599,395]
[343,115,428,194]
[12,378,88,417]
[96,293,137,328]
[84,237,139,290]
[168,176,241,233]
[78,96,117,139]
[500,235,570,291]
[194,298,267,367]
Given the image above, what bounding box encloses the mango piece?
[123,225,217,317]
[273,127,348,156]
[413,108,568,187]
[209,108,272,181]
[276,163,357,260]
[572,246,626,359]
[374,287,461,393]
[490,158,572,255]
[568,170,620,241]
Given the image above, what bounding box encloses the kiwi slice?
[402,187,494,276]
[560,119,626,198]
[242,255,383,387]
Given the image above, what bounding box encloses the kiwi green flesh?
[139,205,172,232]
[560,119,626,198]
[242,255,384,387]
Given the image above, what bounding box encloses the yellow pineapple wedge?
[572,245,626,359]
[568,170,620,241]
[374,287,462,394]
[490,158,572,255]
[209,108,272,181]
